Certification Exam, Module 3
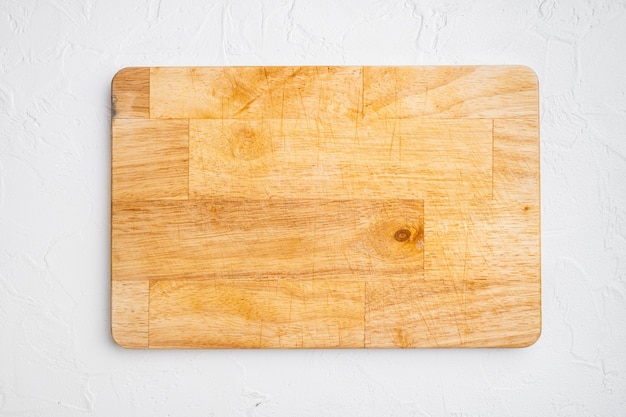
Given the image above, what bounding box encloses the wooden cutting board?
[111,66,540,348]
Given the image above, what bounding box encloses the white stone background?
[1,0,625,415]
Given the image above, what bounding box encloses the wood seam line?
[533,118,545,346]
[363,281,367,348]
[360,66,364,120]
[147,66,151,347]
[491,118,495,200]
[147,280,152,348]
[187,119,190,200]
[148,67,152,119]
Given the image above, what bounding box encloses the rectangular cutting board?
[111,66,540,348]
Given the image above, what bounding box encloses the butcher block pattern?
[111,66,540,348]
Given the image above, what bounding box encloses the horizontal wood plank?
[112,199,424,281]
[363,66,538,119]
[366,273,540,348]
[148,279,366,348]
[189,118,492,201]
[150,66,362,120]
[112,119,189,201]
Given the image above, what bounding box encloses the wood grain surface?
[111,66,540,348]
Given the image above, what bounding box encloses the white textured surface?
[1,0,625,415]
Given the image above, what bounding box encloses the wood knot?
[394,229,411,242]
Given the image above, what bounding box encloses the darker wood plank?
[112,199,424,281]
[112,119,189,201]
[112,67,150,119]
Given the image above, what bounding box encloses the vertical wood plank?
[493,118,540,203]
[111,280,150,348]
[112,67,150,119]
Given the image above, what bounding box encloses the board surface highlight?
[111,66,540,348]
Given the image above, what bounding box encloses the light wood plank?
[493,118,540,202]
[112,119,189,201]
[112,67,150,119]
[366,273,540,348]
[111,280,149,348]
[366,274,466,348]
[424,200,539,346]
[150,66,362,120]
[112,199,424,281]
[189,118,492,201]
[363,66,538,119]
[148,279,365,348]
